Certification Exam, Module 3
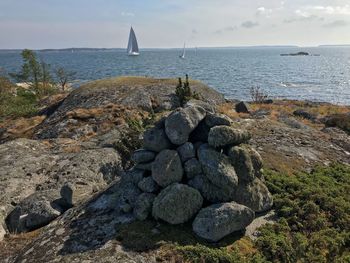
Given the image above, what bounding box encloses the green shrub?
[175,74,200,107]
[256,164,350,262]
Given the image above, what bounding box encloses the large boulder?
[198,144,238,192]
[208,126,250,148]
[192,202,254,242]
[5,190,63,233]
[152,183,203,224]
[133,193,156,221]
[234,178,273,213]
[227,145,256,182]
[184,158,202,179]
[235,101,251,113]
[188,174,235,203]
[205,113,232,128]
[151,150,183,187]
[132,149,156,164]
[143,127,172,152]
[165,106,207,145]
[137,177,159,193]
[177,142,196,163]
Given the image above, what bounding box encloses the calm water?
[1,47,350,104]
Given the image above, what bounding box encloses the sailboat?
[127,27,139,56]
[179,43,186,59]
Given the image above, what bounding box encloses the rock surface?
[198,144,238,191]
[151,150,183,187]
[208,126,250,148]
[143,127,172,152]
[165,106,206,145]
[152,183,203,224]
[193,202,255,242]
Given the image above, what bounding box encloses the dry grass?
[81,76,203,90]
[250,100,350,118]
[0,230,41,260]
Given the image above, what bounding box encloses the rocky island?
[0,76,349,262]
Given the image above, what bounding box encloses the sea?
[1,47,350,105]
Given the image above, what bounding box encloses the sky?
[1,0,350,49]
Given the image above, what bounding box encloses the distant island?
[280,51,310,56]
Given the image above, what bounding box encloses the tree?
[55,67,76,91]
[10,49,53,96]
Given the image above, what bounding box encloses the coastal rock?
[205,113,232,128]
[235,101,251,114]
[132,149,156,164]
[165,106,207,145]
[293,109,317,121]
[185,99,215,114]
[188,174,235,203]
[143,127,172,152]
[151,150,183,187]
[184,158,202,179]
[208,126,250,148]
[137,177,159,193]
[152,183,203,224]
[192,202,255,242]
[235,178,273,213]
[177,142,196,163]
[5,190,62,233]
[198,144,238,191]
[133,193,156,221]
[123,169,145,185]
[227,145,256,182]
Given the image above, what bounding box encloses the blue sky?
[1,0,350,49]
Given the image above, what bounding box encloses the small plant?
[55,67,76,91]
[175,74,200,107]
[250,86,269,104]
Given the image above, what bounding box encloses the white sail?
[179,43,185,59]
[127,27,139,56]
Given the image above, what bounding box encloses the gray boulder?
[177,142,196,163]
[135,162,153,171]
[143,127,172,152]
[132,149,156,164]
[165,106,207,145]
[234,178,273,213]
[198,144,238,192]
[151,150,183,187]
[184,158,202,179]
[134,193,156,221]
[205,113,232,128]
[152,183,203,224]
[227,146,255,182]
[208,126,250,148]
[192,202,254,242]
[137,177,159,193]
[235,101,251,113]
[6,190,62,233]
[185,99,215,114]
[123,169,145,185]
[188,174,235,203]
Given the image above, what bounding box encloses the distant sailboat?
[127,27,139,56]
[179,43,186,59]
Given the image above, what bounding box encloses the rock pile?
[128,105,273,242]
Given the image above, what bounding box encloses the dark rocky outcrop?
[235,101,251,114]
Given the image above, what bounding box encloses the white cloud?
[256,7,272,17]
[306,5,350,15]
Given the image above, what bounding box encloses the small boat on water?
[179,43,186,59]
[127,27,139,56]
